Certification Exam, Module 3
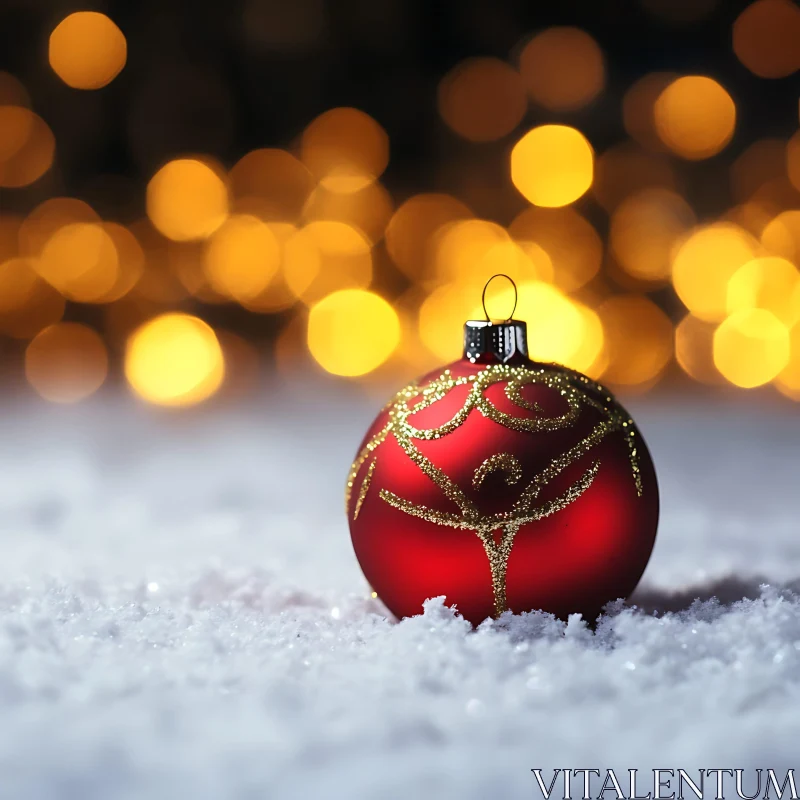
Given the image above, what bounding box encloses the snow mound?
[0,393,796,799]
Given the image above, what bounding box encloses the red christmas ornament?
[346,277,659,626]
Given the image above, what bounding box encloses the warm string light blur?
[48,12,127,90]
[517,27,605,112]
[0,106,55,188]
[26,323,108,403]
[0,6,800,404]
[510,125,594,207]
[125,313,225,407]
[307,289,400,376]
[654,76,736,160]
[610,189,695,283]
[732,0,800,79]
[147,159,229,241]
[300,108,389,193]
[438,58,527,143]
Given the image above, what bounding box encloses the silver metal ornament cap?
[463,274,529,364]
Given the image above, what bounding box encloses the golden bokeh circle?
[300,107,389,193]
[229,148,314,220]
[146,158,229,242]
[49,12,127,90]
[37,222,120,302]
[726,256,800,326]
[0,107,55,188]
[654,76,735,160]
[25,323,108,403]
[438,57,527,142]
[308,289,400,377]
[509,206,602,292]
[204,214,281,302]
[610,189,695,283]
[518,27,605,111]
[672,223,757,321]
[733,0,800,79]
[713,308,789,388]
[510,125,593,208]
[125,313,225,407]
[598,295,673,386]
[386,194,472,278]
[284,220,372,304]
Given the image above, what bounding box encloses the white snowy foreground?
[0,380,798,800]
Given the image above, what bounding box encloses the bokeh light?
[2,3,799,402]
[509,206,602,292]
[610,189,695,283]
[25,323,108,403]
[481,240,554,287]
[0,257,37,315]
[418,284,475,363]
[518,27,605,111]
[725,202,775,238]
[18,198,99,257]
[239,222,304,314]
[125,313,225,407]
[761,210,800,261]
[98,223,146,303]
[127,219,191,304]
[0,72,30,107]
[622,73,676,152]
[284,220,372,304]
[0,107,55,188]
[0,217,20,268]
[146,159,229,242]
[598,295,673,386]
[48,12,127,90]
[37,222,119,302]
[510,125,594,207]
[307,289,400,376]
[727,256,800,326]
[430,220,554,292]
[438,57,527,142]
[0,258,65,339]
[433,219,509,283]
[672,223,757,321]
[748,175,800,215]
[713,308,789,387]
[733,0,800,79]
[203,214,281,302]
[774,323,800,399]
[654,76,736,160]
[0,106,31,164]
[300,107,389,193]
[675,313,724,384]
[487,280,604,374]
[229,149,314,220]
[385,194,472,278]
[301,181,393,245]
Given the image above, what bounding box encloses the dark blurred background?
[1,0,799,407]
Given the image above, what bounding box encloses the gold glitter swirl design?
[345,363,643,617]
[473,453,522,490]
[353,458,377,520]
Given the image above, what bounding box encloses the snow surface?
[0,383,799,799]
